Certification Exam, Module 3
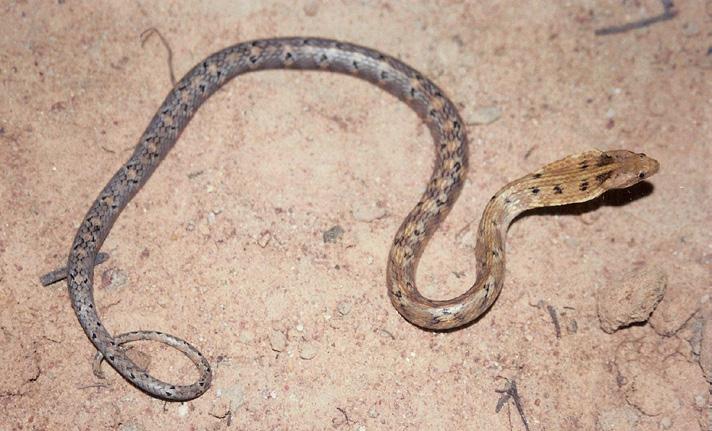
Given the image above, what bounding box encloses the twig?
[140,28,177,86]
[595,0,677,36]
[546,304,561,339]
[336,407,353,426]
[495,378,531,431]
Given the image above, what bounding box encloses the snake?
[47,37,659,401]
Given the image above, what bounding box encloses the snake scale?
[49,37,659,401]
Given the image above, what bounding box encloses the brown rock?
[649,281,699,336]
[597,269,667,333]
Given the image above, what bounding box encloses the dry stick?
[495,378,531,431]
[595,0,677,36]
[546,304,561,339]
[140,27,177,86]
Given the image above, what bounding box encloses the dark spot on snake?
[285,52,293,61]
[580,162,589,170]
[596,153,614,167]
[130,373,135,379]
[596,171,612,183]
[490,195,496,201]
[380,71,388,80]
[492,249,499,258]
[504,197,512,204]
[249,56,258,64]
[553,185,563,194]
[429,109,438,118]
[533,173,542,178]
[394,290,402,298]
[434,91,443,98]
[170,385,176,390]
[579,181,589,191]
[108,355,114,361]
[92,333,96,339]
[531,187,540,194]
[352,60,359,69]
[165,391,172,396]
[453,161,461,172]
[96,322,101,327]
[320,54,328,63]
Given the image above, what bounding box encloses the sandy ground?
[1,1,711,430]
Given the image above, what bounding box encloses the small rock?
[238,330,254,344]
[694,393,706,409]
[597,407,639,431]
[470,106,502,125]
[100,268,128,291]
[597,269,667,333]
[207,211,216,225]
[699,311,712,382]
[224,384,245,411]
[649,281,699,336]
[303,0,319,16]
[269,330,287,352]
[323,225,344,243]
[299,342,318,360]
[288,326,304,341]
[659,416,673,430]
[681,22,700,36]
[257,231,271,248]
[368,405,379,418]
[209,398,230,419]
[352,203,386,222]
[337,301,352,316]
[177,403,189,417]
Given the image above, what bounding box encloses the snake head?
[597,150,660,190]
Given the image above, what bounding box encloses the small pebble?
[337,301,352,316]
[352,203,386,222]
[100,268,128,291]
[694,393,706,409]
[207,211,216,225]
[269,330,287,352]
[659,416,673,430]
[238,330,254,344]
[303,0,319,16]
[323,225,344,243]
[177,403,189,417]
[470,106,502,125]
[208,398,230,419]
[257,231,271,248]
[299,342,318,360]
[682,22,700,36]
[287,327,303,341]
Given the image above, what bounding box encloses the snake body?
[60,37,659,400]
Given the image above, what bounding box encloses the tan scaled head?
[595,150,660,190]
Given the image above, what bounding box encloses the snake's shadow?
[427,180,655,334]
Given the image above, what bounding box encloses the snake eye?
[638,172,646,179]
